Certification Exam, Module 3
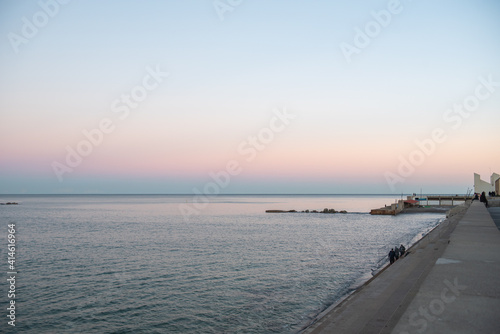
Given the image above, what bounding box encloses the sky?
[0,0,499,194]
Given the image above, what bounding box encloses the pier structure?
[370,194,472,215]
[369,199,405,215]
[416,194,471,206]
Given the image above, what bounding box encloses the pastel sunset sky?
[1,0,499,194]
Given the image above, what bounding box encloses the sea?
[0,194,446,333]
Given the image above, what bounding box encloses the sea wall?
[301,200,471,333]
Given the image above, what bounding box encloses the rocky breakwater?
[266,208,347,214]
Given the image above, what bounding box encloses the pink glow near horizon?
[2,127,495,182]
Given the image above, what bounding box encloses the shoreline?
[299,202,470,333]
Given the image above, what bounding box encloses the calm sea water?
[0,195,445,333]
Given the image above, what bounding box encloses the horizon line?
[1,192,470,196]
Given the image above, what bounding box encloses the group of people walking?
[388,244,406,264]
[473,191,489,207]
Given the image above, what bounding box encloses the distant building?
[474,172,500,194]
[496,178,499,196]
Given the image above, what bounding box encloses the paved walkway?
[303,201,500,334]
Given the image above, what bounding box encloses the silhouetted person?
[400,244,406,257]
[394,246,400,260]
[480,191,488,207]
[388,248,395,264]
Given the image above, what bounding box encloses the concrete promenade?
[303,201,500,334]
